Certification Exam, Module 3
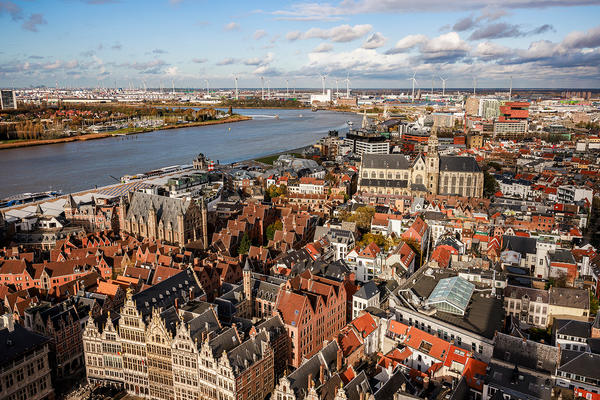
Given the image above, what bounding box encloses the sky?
[1,0,600,89]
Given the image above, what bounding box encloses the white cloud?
[165,66,178,76]
[386,34,427,54]
[561,25,600,49]
[224,22,240,31]
[473,41,511,59]
[253,29,267,40]
[312,43,333,53]
[287,24,372,43]
[362,32,386,49]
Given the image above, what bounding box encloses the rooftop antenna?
[439,76,447,97]
[234,75,239,100]
[345,72,350,98]
[409,71,418,103]
[319,73,327,95]
[509,76,513,100]
[260,76,264,100]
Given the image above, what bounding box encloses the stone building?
[0,314,54,400]
[63,195,120,232]
[358,134,484,198]
[118,192,207,247]
[82,268,283,400]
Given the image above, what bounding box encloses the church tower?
[426,133,440,194]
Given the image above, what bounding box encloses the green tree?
[483,170,499,197]
[590,291,599,316]
[266,220,283,241]
[340,206,375,231]
[238,232,251,255]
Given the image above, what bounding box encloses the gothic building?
[118,192,208,247]
[82,268,285,400]
[358,134,484,198]
[63,195,120,232]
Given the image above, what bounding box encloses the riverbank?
[0,114,251,150]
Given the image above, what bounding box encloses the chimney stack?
[320,363,325,384]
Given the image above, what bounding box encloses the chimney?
[337,347,343,371]
[320,363,325,384]
[307,373,313,389]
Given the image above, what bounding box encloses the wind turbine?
[205,79,209,96]
[319,73,327,95]
[473,76,477,95]
[234,75,239,100]
[260,76,265,100]
[286,79,289,97]
[335,79,339,99]
[439,76,447,97]
[409,71,418,102]
[509,76,513,100]
[172,79,175,96]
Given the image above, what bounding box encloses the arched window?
[371,172,376,178]
[415,175,423,185]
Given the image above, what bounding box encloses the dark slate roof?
[440,156,481,172]
[549,287,589,309]
[554,319,591,339]
[278,249,313,269]
[361,154,410,170]
[0,323,50,366]
[485,363,552,399]
[310,259,351,281]
[133,268,203,320]
[549,249,576,264]
[228,330,270,376]
[354,281,379,300]
[502,235,537,256]
[287,340,340,398]
[373,368,416,400]
[504,285,549,303]
[251,277,280,302]
[208,327,240,357]
[126,191,192,226]
[558,350,600,381]
[493,333,558,373]
[343,371,372,400]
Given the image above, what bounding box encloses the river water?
[0,109,362,198]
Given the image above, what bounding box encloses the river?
[0,109,362,198]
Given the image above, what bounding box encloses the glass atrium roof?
[425,276,475,315]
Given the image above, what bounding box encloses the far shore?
[0,114,252,150]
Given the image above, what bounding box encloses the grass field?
[254,152,304,165]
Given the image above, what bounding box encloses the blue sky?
[1,0,600,88]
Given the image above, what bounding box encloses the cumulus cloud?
[152,48,167,54]
[473,41,512,60]
[224,22,239,31]
[469,22,554,40]
[562,25,600,49]
[192,58,207,63]
[362,32,386,49]
[253,29,267,40]
[22,13,46,32]
[312,43,333,53]
[0,1,22,21]
[420,32,470,62]
[273,0,600,20]
[123,59,168,74]
[453,16,477,32]
[385,34,427,54]
[216,57,237,65]
[286,24,371,43]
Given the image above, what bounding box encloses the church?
[357,134,484,198]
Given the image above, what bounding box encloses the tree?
[237,232,251,255]
[483,170,499,197]
[340,206,375,231]
[358,233,400,251]
[266,220,283,241]
[590,291,599,316]
[268,184,287,198]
